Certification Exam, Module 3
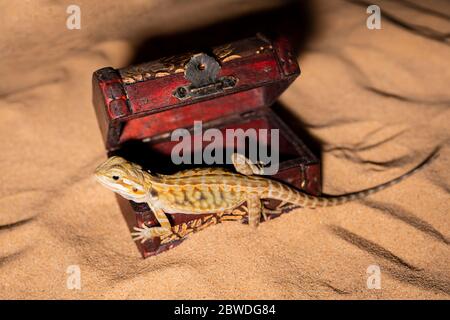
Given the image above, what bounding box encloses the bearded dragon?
[94,150,439,243]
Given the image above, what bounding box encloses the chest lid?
[92,34,300,150]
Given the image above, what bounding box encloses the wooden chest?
[92,34,321,257]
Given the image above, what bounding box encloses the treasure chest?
[92,33,321,258]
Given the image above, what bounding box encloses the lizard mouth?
[94,175,122,192]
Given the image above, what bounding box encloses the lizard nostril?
[132,187,138,192]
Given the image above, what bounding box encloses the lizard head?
[94,156,149,202]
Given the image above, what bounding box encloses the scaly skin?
[94,150,439,243]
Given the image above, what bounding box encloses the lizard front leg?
[131,204,173,243]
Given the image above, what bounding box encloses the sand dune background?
[0,0,449,299]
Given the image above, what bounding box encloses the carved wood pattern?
[118,37,274,84]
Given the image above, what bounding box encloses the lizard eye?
[132,187,138,192]
[112,175,120,181]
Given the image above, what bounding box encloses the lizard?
[94,148,439,244]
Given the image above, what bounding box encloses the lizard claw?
[131,225,152,243]
[131,224,173,243]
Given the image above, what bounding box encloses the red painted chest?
[92,34,321,257]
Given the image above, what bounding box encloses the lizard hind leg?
[246,195,263,228]
[261,200,300,217]
[231,153,265,176]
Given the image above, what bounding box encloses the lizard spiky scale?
[94,148,439,243]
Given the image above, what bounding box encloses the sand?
[0,0,449,299]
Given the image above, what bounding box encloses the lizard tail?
[265,146,440,208]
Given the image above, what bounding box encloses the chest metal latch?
[173,53,237,100]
